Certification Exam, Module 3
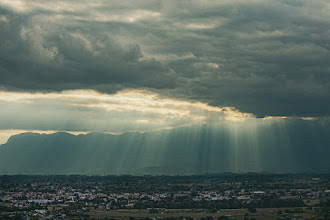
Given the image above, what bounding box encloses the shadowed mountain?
[0,120,330,175]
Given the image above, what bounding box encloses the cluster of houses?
[1,177,330,219]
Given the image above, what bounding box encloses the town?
[1,174,330,219]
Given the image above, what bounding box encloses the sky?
[0,0,329,144]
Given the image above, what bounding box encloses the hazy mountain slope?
[0,121,330,174]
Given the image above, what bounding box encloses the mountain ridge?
[1,122,330,174]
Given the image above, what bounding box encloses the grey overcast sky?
[0,0,330,141]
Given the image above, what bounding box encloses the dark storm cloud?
[0,0,330,117]
[0,7,176,93]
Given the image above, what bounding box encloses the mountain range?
[0,121,330,175]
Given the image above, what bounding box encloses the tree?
[248,206,257,213]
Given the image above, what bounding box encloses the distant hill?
[0,121,330,174]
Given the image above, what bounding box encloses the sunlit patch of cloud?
[0,89,250,121]
[0,89,255,133]
[300,117,318,121]
[0,89,258,144]
[262,116,288,120]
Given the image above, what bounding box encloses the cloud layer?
[1,0,330,117]
[0,89,255,135]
